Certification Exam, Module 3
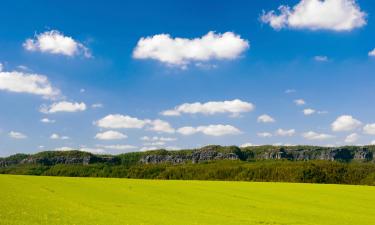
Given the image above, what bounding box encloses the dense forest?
[1,145,375,185]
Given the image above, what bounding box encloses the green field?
[1,175,375,225]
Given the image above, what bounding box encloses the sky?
[1,0,375,156]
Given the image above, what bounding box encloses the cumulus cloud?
[369,49,375,57]
[50,133,69,140]
[23,30,91,57]
[0,70,60,99]
[363,123,375,135]
[133,31,249,67]
[95,114,147,129]
[303,108,316,115]
[147,119,175,133]
[162,99,254,117]
[9,131,27,139]
[345,133,359,143]
[257,132,273,138]
[261,0,366,31]
[302,131,334,140]
[40,101,86,113]
[95,114,174,134]
[294,99,306,106]
[275,129,296,136]
[257,114,275,123]
[331,115,362,132]
[177,124,241,136]
[95,130,127,140]
[40,118,55,123]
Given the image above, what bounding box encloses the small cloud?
[275,129,296,137]
[240,142,254,148]
[303,108,316,115]
[95,130,127,140]
[9,131,27,139]
[260,0,367,31]
[40,118,55,123]
[302,131,334,141]
[91,103,103,108]
[40,101,86,113]
[257,132,273,138]
[50,133,69,140]
[161,99,255,117]
[345,133,360,143]
[177,124,241,136]
[23,30,91,58]
[369,49,375,57]
[257,114,275,123]
[314,56,329,62]
[331,115,362,132]
[285,89,296,94]
[294,99,306,106]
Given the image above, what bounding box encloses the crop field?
[0,175,374,225]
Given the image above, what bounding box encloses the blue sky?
[1,0,375,156]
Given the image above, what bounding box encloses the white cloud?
[314,56,329,62]
[94,114,175,134]
[257,114,275,123]
[345,133,359,143]
[140,146,159,152]
[91,103,103,108]
[9,131,27,139]
[0,63,3,72]
[275,129,296,136]
[177,124,241,136]
[331,115,362,132]
[261,0,366,31]
[147,119,175,133]
[40,101,86,113]
[369,49,375,57]
[0,71,60,99]
[95,130,127,140]
[50,133,69,140]
[161,99,254,117]
[143,141,166,146]
[294,99,306,106]
[23,30,91,57]
[40,118,55,123]
[371,140,375,145]
[133,31,249,67]
[363,123,375,135]
[95,114,147,129]
[55,146,75,151]
[257,132,273,138]
[141,136,177,142]
[101,145,137,151]
[240,143,254,147]
[303,108,316,115]
[302,131,334,140]
[285,89,296,94]
[79,147,106,154]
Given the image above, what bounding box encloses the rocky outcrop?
[0,151,119,167]
[140,146,239,164]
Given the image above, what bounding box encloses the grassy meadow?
[1,174,375,225]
